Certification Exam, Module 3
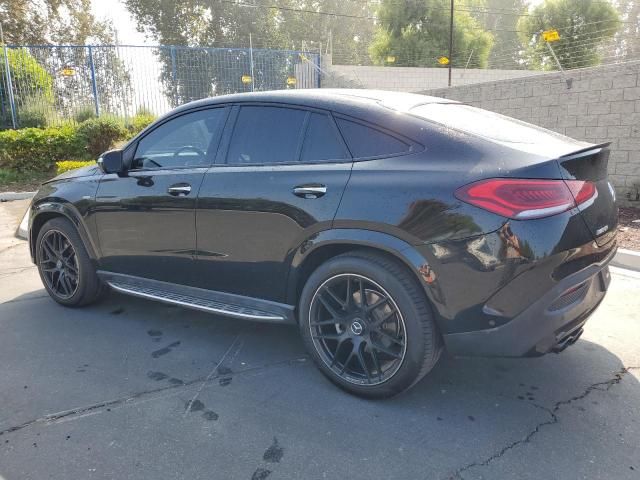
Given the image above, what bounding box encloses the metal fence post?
[88,45,100,117]
[315,53,321,88]
[170,46,178,105]
[2,45,17,128]
[249,34,255,92]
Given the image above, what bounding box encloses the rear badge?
[596,225,609,236]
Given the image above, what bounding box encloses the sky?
[91,0,149,45]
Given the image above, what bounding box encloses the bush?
[17,94,59,128]
[56,160,96,175]
[0,125,86,172]
[76,116,128,157]
[0,49,54,119]
[126,112,155,138]
[73,105,98,123]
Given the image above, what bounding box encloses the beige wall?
[422,61,640,206]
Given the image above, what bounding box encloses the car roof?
[171,89,459,116]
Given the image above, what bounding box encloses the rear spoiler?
[559,142,611,159]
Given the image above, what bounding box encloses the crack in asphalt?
[0,356,308,437]
[448,366,640,480]
[0,265,35,278]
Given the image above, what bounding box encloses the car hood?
[44,164,101,183]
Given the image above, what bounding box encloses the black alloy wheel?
[299,251,442,398]
[309,273,407,386]
[36,217,105,307]
[38,229,79,299]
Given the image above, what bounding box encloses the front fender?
[286,228,449,328]
[29,179,101,263]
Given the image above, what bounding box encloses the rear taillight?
[455,178,597,219]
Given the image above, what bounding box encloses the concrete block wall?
[320,55,543,91]
[423,61,640,206]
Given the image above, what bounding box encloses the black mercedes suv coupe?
[28,89,617,398]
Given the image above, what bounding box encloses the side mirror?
[98,149,125,175]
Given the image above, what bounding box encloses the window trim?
[127,106,230,172]
[332,113,423,162]
[220,102,354,167]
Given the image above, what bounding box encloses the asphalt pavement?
[1,199,639,480]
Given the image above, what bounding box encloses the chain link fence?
[0,45,321,129]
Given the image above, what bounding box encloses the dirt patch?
[618,207,640,251]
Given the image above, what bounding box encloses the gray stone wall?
[423,61,640,206]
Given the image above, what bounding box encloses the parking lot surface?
[1,199,639,480]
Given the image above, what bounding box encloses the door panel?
[92,107,229,284]
[93,169,206,284]
[195,163,352,301]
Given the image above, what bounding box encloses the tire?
[35,216,104,307]
[299,250,442,398]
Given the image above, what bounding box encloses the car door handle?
[168,183,192,196]
[293,185,327,198]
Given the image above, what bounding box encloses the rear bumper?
[442,251,613,357]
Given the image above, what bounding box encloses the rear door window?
[335,118,411,158]
[226,106,306,165]
[301,113,349,163]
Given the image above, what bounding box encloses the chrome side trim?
[107,281,285,322]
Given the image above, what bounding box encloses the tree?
[518,0,621,70]
[613,0,640,58]
[124,0,372,105]
[369,0,494,68]
[0,0,113,45]
[0,48,55,127]
[467,0,529,69]
[0,0,132,125]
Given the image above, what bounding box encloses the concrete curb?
[0,191,36,202]
[611,248,640,272]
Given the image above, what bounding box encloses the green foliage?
[126,112,156,139]
[0,48,55,127]
[76,117,128,157]
[56,160,96,175]
[0,125,86,172]
[17,95,59,128]
[470,0,529,69]
[73,105,98,123]
[518,0,621,70]
[0,0,114,45]
[369,0,494,68]
[0,168,53,191]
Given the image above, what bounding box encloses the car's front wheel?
[36,217,104,307]
[299,251,442,398]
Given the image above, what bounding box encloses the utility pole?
[448,0,454,87]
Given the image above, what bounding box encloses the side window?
[132,108,226,169]
[336,118,410,159]
[301,113,349,163]
[227,106,306,165]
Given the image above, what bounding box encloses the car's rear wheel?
[299,251,442,398]
[36,217,104,307]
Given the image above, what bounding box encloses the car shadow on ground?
[1,288,638,479]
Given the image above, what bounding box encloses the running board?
[98,272,295,323]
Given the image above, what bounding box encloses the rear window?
[410,103,572,145]
[227,106,306,165]
[336,118,410,158]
